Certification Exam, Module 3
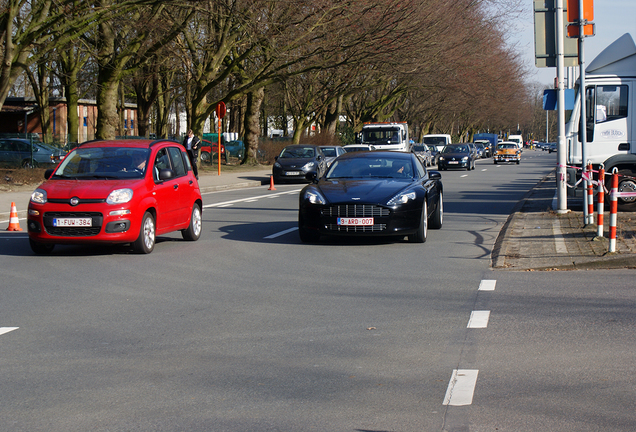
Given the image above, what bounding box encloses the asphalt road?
[1,151,634,431]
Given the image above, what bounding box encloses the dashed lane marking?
[467,311,490,328]
[479,280,496,291]
[0,327,19,336]
[443,369,479,406]
[203,189,302,209]
[264,227,298,239]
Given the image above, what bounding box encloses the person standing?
[182,129,200,179]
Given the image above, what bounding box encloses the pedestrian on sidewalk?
[182,129,200,179]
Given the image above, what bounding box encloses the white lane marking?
[443,369,479,406]
[461,174,469,178]
[0,327,19,336]
[264,227,298,239]
[553,219,568,254]
[467,311,490,328]
[481,169,488,172]
[203,188,302,209]
[479,280,496,291]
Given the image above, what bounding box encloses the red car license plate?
[53,217,92,227]
[337,217,374,226]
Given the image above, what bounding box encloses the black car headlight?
[303,189,326,205]
[302,161,316,171]
[387,191,416,206]
[274,162,282,169]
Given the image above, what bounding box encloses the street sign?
[567,0,593,23]
[534,0,578,67]
[216,102,226,119]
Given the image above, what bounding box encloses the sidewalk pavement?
[2,166,636,271]
[0,167,272,226]
[492,170,636,270]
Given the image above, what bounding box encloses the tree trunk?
[323,95,342,135]
[96,68,120,140]
[243,87,265,165]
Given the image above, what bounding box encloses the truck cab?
[358,122,411,152]
[565,33,636,210]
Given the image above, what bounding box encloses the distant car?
[438,144,476,171]
[412,144,433,166]
[474,142,486,159]
[429,145,440,165]
[27,139,202,254]
[298,151,443,243]
[199,139,227,164]
[493,142,521,164]
[546,142,557,153]
[475,140,492,157]
[272,144,327,183]
[343,144,373,152]
[319,145,346,167]
[0,138,65,168]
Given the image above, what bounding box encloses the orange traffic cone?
[268,175,276,191]
[6,202,23,231]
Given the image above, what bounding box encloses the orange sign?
[216,102,226,119]
[567,0,594,23]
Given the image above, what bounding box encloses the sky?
[510,0,636,86]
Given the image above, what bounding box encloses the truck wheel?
[617,170,636,211]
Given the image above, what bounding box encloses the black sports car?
[298,151,443,243]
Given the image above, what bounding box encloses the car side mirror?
[429,171,442,180]
[158,169,174,181]
[274,156,278,161]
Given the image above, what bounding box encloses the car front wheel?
[409,200,427,243]
[429,192,443,229]
[133,211,155,254]
[182,203,202,241]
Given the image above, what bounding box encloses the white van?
[423,134,452,152]
[508,135,523,150]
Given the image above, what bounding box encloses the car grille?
[322,205,389,232]
[321,205,389,218]
[43,211,103,237]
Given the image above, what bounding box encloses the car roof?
[76,139,180,149]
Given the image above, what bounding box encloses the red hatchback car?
[27,139,202,254]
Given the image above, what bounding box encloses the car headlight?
[274,162,282,169]
[107,188,133,204]
[303,189,326,205]
[302,161,316,171]
[31,188,47,204]
[462,156,468,161]
[387,191,416,206]
[439,156,445,161]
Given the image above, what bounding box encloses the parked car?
[437,144,476,171]
[298,151,443,243]
[0,138,65,168]
[319,145,347,167]
[343,144,373,152]
[272,144,327,183]
[199,139,227,164]
[412,144,433,166]
[493,142,521,164]
[27,139,202,254]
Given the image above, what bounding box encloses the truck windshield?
[362,128,400,143]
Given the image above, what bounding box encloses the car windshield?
[423,137,446,145]
[279,146,315,158]
[497,144,517,149]
[326,157,414,179]
[442,145,468,153]
[362,128,400,143]
[412,145,426,152]
[320,147,337,157]
[52,147,150,179]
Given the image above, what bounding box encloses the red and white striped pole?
[587,162,594,225]
[609,169,618,253]
[597,166,605,237]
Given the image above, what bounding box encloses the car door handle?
[189,180,193,185]
[173,184,179,190]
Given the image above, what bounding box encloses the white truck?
[422,134,452,152]
[358,122,411,152]
[566,33,636,211]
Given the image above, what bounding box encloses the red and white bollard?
[609,169,618,253]
[597,166,605,237]
[587,163,595,225]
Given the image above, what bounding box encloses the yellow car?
[493,142,521,164]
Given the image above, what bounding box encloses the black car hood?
[441,152,469,158]
[277,157,313,169]
[317,178,412,204]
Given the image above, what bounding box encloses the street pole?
[578,0,590,225]
[556,0,569,213]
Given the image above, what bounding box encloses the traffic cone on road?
[6,202,23,231]
[268,175,276,191]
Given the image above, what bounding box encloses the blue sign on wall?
[543,89,575,110]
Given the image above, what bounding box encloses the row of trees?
[2,0,533,164]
